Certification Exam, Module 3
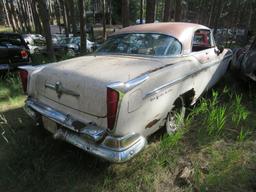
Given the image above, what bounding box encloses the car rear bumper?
[24,98,147,163]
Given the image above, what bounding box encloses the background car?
[0,32,30,71]
[22,34,46,54]
[57,36,95,56]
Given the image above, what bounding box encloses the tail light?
[20,50,28,59]
[19,70,28,93]
[107,88,119,130]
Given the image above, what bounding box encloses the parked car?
[20,22,232,162]
[52,33,73,44]
[231,37,256,81]
[0,32,30,71]
[57,36,95,56]
[22,34,46,54]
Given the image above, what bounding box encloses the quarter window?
[192,30,212,52]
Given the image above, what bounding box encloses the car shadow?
[0,107,113,192]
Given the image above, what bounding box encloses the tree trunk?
[92,0,96,25]
[69,0,77,34]
[102,0,107,40]
[246,1,253,29]
[64,0,71,34]
[31,0,42,34]
[208,0,216,27]
[26,0,34,31]
[54,0,62,33]
[108,0,112,26]
[78,0,86,54]
[5,0,16,31]
[146,0,156,23]
[21,0,31,32]
[163,0,171,22]
[38,0,56,61]
[2,0,11,27]
[140,0,143,24]
[174,0,181,22]
[122,0,130,27]
[212,0,223,31]
[59,0,68,36]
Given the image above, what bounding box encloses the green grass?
[0,73,25,110]
[0,72,256,192]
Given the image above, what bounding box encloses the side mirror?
[215,45,224,55]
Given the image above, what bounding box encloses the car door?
[191,29,223,93]
[192,29,218,64]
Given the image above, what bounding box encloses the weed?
[160,130,183,149]
[207,105,227,136]
[237,128,251,142]
[231,94,249,127]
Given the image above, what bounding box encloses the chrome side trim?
[144,60,220,99]
[108,74,149,93]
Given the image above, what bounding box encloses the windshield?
[96,33,182,56]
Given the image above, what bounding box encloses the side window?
[192,30,212,52]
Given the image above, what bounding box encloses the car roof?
[111,22,210,53]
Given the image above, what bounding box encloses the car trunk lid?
[35,55,166,117]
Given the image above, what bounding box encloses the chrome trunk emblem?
[45,81,80,98]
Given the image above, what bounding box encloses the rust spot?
[145,119,160,129]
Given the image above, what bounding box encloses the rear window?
[0,34,24,46]
[97,33,182,57]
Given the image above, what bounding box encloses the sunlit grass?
[0,25,12,32]
[0,73,25,111]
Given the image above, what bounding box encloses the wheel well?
[178,89,195,107]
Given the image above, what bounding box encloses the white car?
[22,34,46,54]
[20,22,232,162]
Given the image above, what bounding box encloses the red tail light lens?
[19,70,28,93]
[107,88,119,130]
[20,50,28,59]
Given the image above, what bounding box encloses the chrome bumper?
[24,98,147,163]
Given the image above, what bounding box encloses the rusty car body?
[20,22,232,162]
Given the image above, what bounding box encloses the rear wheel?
[166,96,186,134]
